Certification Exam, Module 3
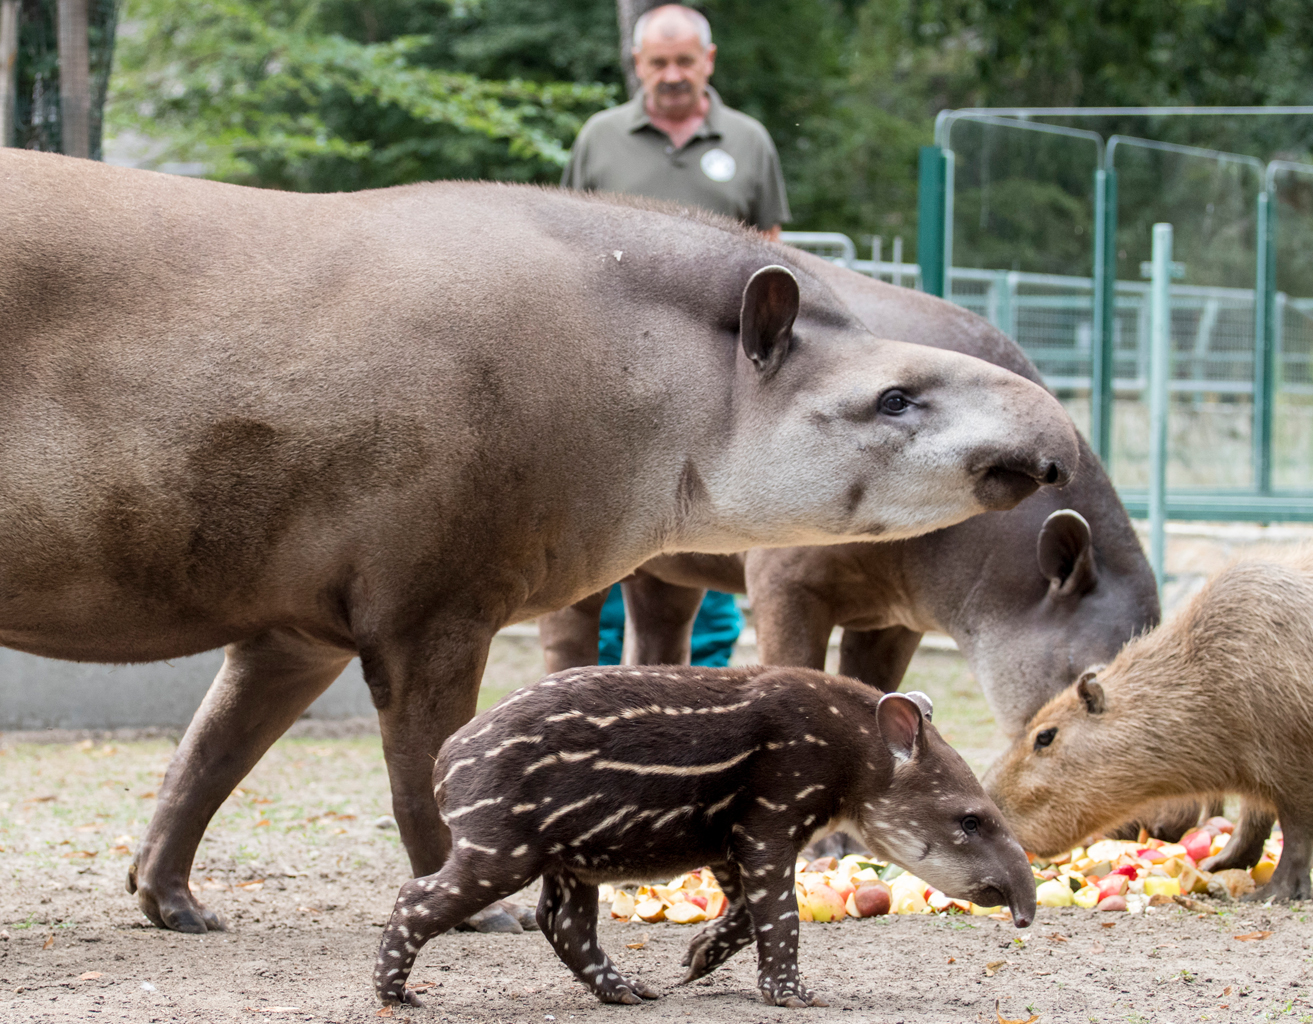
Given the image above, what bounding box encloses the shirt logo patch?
[700,148,737,183]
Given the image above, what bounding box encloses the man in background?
[561,4,790,665]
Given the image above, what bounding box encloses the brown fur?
[985,547,1313,900]
[375,665,1035,1008]
[0,149,1078,934]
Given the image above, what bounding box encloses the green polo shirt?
[561,87,790,231]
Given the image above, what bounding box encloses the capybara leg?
[620,574,704,666]
[1203,800,1276,873]
[538,588,609,673]
[375,860,532,1005]
[682,864,754,981]
[731,829,827,1008]
[1247,809,1311,902]
[130,629,351,932]
[536,872,658,1004]
[837,626,924,692]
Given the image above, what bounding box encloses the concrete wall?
[0,649,375,730]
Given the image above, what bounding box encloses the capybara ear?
[1076,669,1107,715]
[1037,509,1098,598]
[877,692,925,763]
[905,690,934,722]
[739,265,799,376]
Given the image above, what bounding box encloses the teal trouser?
[597,586,742,667]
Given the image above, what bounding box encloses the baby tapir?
[985,548,1313,901]
[375,664,1036,1008]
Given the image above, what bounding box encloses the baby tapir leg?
[732,823,825,1008]
[375,855,535,1006]
[536,872,659,1004]
[682,864,755,982]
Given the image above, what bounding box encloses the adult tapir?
[0,150,1078,933]
[540,252,1161,741]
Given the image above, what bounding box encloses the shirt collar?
[628,85,725,142]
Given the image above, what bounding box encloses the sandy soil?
[4,640,1313,1022]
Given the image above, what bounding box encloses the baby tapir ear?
[1037,509,1098,598]
[877,692,925,764]
[905,691,933,722]
[1075,668,1106,715]
[740,265,799,376]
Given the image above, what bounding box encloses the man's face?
[633,26,716,120]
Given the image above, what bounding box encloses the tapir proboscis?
[0,150,1077,933]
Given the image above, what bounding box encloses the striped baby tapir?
[374,664,1036,1009]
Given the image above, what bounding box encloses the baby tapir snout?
[373,664,1033,1010]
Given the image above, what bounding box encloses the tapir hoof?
[455,903,523,934]
[127,863,228,933]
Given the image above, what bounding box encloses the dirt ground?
[4,637,1313,1023]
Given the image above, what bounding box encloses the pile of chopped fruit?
[599,817,1282,925]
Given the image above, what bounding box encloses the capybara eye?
[878,389,910,415]
[1034,727,1057,750]
[962,815,980,835]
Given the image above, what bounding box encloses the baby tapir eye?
[1034,727,1057,750]
[961,815,980,835]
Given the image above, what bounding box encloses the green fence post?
[1149,223,1173,595]
[1253,190,1277,494]
[1091,168,1117,466]
[918,146,947,297]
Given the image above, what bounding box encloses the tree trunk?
[0,0,17,147]
[56,0,88,157]
[616,0,662,98]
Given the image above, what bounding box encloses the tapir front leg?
[368,625,530,933]
[538,588,609,674]
[621,573,704,666]
[129,629,353,932]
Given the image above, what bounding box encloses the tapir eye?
[961,815,980,835]
[878,389,911,415]
[1034,727,1057,750]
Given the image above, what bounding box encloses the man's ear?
[1037,509,1098,598]
[740,265,798,376]
[877,692,926,764]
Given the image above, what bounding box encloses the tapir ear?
[739,265,799,376]
[1037,509,1098,598]
[1075,668,1106,715]
[905,691,933,722]
[877,692,925,764]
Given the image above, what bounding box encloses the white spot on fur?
[756,796,787,812]
[442,756,476,783]
[539,794,603,830]
[445,796,503,820]
[511,802,538,814]
[595,748,756,776]
[794,785,824,801]
[455,837,498,856]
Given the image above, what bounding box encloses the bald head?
[633,5,712,50]
[632,5,717,122]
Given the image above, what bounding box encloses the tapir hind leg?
[837,626,923,692]
[129,629,353,932]
[538,588,609,673]
[621,574,704,666]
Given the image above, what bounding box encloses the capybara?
[375,665,1036,1008]
[985,548,1313,901]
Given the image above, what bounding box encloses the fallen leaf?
[253,820,271,829]
[1221,986,1233,996]
[42,934,54,950]
[1088,942,1105,955]
[995,1000,1040,1024]
[62,850,97,859]
[237,880,265,891]
[984,960,1007,977]
[947,957,956,964]
[625,942,646,950]
[297,906,322,914]
[1172,894,1216,915]
[1046,932,1068,943]
[405,981,435,992]
[375,1008,394,1018]
[1099,921,1116,929]
[27,795,57,803]
[1234,931,1273,942]
[108,846,131,856]
[139,791,156,799]
[79,972,102,980]
[988,911,1012,922]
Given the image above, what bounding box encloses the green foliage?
[107,0,616,189]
